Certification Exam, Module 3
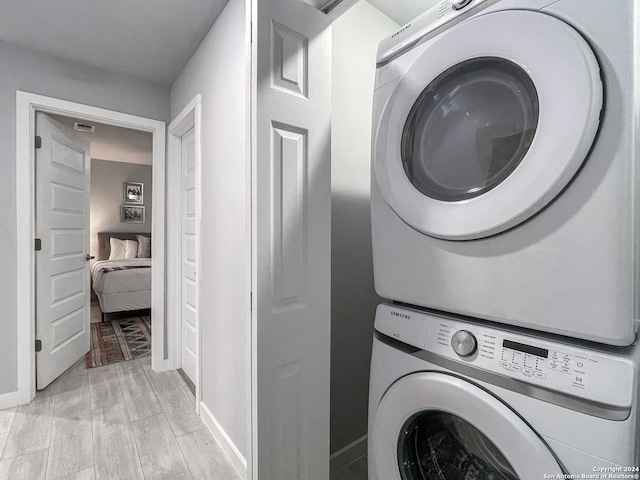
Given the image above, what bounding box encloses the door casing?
[167,94,203,413]
[15,91,167,404]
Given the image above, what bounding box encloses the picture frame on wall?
[121,205,145,223]
[123,181,143,204]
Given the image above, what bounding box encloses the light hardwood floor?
[0,358,239,480]
[28,299,364,478]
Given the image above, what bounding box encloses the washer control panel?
[451,330,477,357]
[375,304,635,408]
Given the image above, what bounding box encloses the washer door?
[371,372,562,479]
[373,10,602,240]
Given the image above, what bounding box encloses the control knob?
[451,0,473,10]
[451,330,477,357]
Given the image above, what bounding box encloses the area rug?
[86,315,151,368]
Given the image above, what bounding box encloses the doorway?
[15,91,167,402]
[166,95,202,410]
[45,114,155,371]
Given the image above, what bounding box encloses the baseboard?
[199,401,248,480]
[0,389,30,410]
[330,434,367,475]
[151,356,170,373]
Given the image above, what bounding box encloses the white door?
[35,112,91,389]
[181,126,198,385]
[252,0,332,478]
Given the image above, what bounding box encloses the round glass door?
[373,10,602,239]
[402,57,539,202]
[398,411,517,480]
[370,372,563,479]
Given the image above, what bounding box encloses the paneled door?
[252,0,332,478]
[35,112,91,389]
[181,126,198,386]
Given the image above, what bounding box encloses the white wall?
[0,41,169,396]
[330,0,398,456]
[170,0,250,462]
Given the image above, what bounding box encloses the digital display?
[503,339,548,358]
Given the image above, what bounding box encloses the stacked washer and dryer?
[368,0,640,477]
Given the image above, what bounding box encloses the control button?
[451,330,477,357]
[511,364,522,372]
[534,372,547,380]
[576,362,584,368]
[500,361,510,369]
[523,368,533,376]
[451,0,473,9]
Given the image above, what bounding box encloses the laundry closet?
[330,0,640,477]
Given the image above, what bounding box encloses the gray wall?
[330,1,398,454]
[90,160,153,259]
[0,41,169,395]
[170,0,250,459]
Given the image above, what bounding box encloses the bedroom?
[49,115,156,371]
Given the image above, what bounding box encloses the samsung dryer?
[371,0,640,344]
[368,304,640,479]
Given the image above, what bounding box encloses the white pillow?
[124,240,138,259]
[109,238,138,260]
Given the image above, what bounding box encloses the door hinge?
[35,339,42,352]
[35,136,42,149]
[34,238,42,251]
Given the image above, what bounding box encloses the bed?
[91,232,152,321]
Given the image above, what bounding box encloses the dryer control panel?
[375,304,635,408]
[377,0,492,64]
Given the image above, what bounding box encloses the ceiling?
[50,114,153,165]
[0,0,438,87]
[364,0,441,26]
[0,0,229,86]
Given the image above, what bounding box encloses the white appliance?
[371,0,640,345]
[368,303,640,478]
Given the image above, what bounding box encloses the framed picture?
[123,181,143,204]
[121,205,145,223]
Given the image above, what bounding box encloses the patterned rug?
[86,315,151,368]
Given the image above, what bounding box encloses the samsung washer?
[368,304,640,479]
[370,0,640,345]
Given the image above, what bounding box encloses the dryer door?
[373,10,602,240]
[371,372,563,479]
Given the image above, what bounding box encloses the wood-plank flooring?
[1,350,369,480]
[0,358,239,480]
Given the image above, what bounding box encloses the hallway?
[0,358,239,480]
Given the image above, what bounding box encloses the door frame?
[167,94,202,412]
[16,91,167,403]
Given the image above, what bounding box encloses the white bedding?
[91,259,152,294]
[91,259,151,314]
